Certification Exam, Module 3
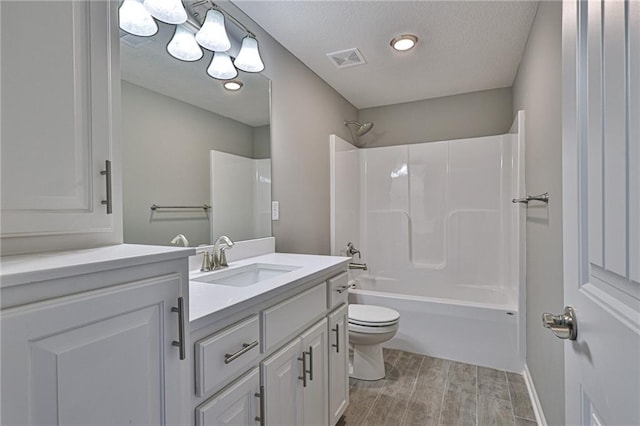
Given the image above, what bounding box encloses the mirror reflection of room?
[120,19,271,247]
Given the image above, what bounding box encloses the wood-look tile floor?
[339,349,537,426]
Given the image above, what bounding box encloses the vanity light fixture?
[390,34,418,51]
[119,1,265,76]
[208,52,238,80]
[223,80,243,91]
[195,9,231,52]
[119,0,158,37]
[234,35,265,73]
[143,0,188,25]
[167,25,203,61]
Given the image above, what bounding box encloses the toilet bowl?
[348,304,400,380]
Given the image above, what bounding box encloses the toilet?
[348,304,400,380]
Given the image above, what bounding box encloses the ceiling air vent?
[326,48,366,69]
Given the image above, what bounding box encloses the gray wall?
[253,125,271,159]
[221,2,358,255]
[357,87,513,147]
[121,81,254,247]
[512,2,564,425]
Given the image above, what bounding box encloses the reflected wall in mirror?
[120,21,271,247]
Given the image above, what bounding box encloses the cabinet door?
[300,318,329,426]
[262,338,303,426]
[0,0,121,252]
[196,368,261,426]
[328,304,349,425]
[1,274,185,426]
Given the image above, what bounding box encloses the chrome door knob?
[542,306,577,340]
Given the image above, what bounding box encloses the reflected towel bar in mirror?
[150,204,211,211]
[512,192,549,204]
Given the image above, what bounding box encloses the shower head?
[344,120,374,137]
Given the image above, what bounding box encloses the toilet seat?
[349,318,398,327]
[348,304,399,328]
[348,322,398,334]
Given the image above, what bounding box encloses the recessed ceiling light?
[390,34,418,52]
[223,80,243,91]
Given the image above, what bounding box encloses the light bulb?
[195,9,231,52]
[390,34,418,52]
[234,36,264,73]
[143,0,187,25]
[119,0,157,37]
[167,25,203,61]
[207,52,238,80]
[223,80,243,91]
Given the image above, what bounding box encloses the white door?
[562,0,640,424]
[300,318,329,426]
[195,368,261,426]
[262,338,303,426]
[1,275,185,425]
[328,305,349,426]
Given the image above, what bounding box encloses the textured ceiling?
[120,21,270,127]
[234,0,539,109]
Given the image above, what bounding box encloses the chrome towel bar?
[512,192,549,204]
[150,204,211,211]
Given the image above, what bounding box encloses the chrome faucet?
[212,235,234,270]
[346,242,367,270]
[170,234,189,247]
[346,242,361,259]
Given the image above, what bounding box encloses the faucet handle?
[346,242,361,259]
[200,252,211,272]
[219,246,229,267]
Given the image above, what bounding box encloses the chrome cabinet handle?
[542,306,577,340]
[331,324,340,353]
[100,160,112,214]
[224,341,259,364]
[298,354,307,387]
[336,285,350,294]
[254,385,265,425]
[171,297,185,360]
[306,345,313,381]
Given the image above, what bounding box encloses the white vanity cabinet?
[299,318,330,425]
[328,303,349,425]
[262,318,329,426]
[0,0,121,254]
[195,368,262,426]
[0,246,192,426]
[191,263,349,426]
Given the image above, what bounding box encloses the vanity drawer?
[262,282,327,351]
[327,272,349,310]
[195,315,260,397]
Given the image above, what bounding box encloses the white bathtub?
[348,277,523,373]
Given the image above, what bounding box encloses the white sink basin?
[193,263,301,287]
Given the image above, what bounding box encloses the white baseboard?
[523,364,547,426]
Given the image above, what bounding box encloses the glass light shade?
[119,0,157,37]
[143,0,187,25]
[233,36,264,73]
[195,10,231,52]
[207,52,238,80]
[167,25,203,61]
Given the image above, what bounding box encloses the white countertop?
[0,244,195,287]
[189,252,350,323]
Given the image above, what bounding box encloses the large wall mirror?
[120,20,271,247]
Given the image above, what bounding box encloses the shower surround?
[331,112,525,371]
